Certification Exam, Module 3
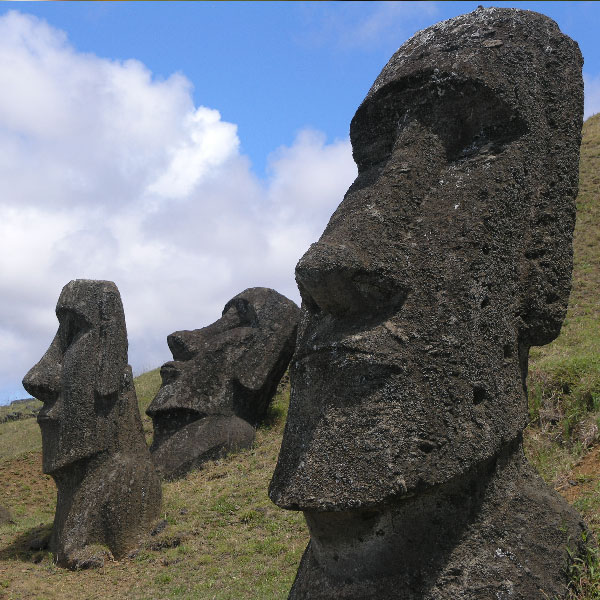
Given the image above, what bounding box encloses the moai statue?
[147,287,300,480]
[22,280,161,569]
[270,7,587,599]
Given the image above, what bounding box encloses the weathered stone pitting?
[22,279,161,569]
[270,7,587,598]
[147,287,300,480]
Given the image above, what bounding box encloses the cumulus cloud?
[0,11,357,402]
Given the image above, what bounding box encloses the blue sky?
[0,1,597,404]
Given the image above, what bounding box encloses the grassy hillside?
[0,398,42,423]
[0,115,599,599]
[0,373,307,599]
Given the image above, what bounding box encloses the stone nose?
[296,242,409,319]
[22,336,62,404]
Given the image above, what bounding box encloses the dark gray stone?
[147,287,299,479]
[270,7,587,599]
[22,279,162,569]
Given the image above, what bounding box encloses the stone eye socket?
[423,80,528,162]
[57,310,90,352]
[160,362,181,385]
[222,297,258,328]
[351,72,527,171]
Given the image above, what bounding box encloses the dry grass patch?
[0,420,42,463]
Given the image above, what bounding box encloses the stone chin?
[270,341,526,511]
[37,406,107,475]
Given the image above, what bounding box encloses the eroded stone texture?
[147,287,300,479]
[22,280,161,569]
[270,7,586,599]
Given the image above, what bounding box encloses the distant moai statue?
[270,8,587,599]
[23,280,161,569]
[147,287,300,480]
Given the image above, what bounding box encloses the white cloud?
[263,130,355,284]
[0,11,357,403]
[584,72,600,120]
[146,107,240,199]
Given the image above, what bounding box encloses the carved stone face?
[270,7,583,511]
[147,287,300,449]
[22,280,128,475]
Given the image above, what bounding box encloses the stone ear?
[518,46,582,349]
[519,166,579,348]
[95,288,128,397]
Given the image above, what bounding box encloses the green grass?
[134,368,163,445]
[566,532,600,600]
[0,419,42,462]
[0,398,42,423]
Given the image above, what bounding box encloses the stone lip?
[269,5,584,511]
[147,286,300,479]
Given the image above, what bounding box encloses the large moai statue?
[22,280,161,569]
[147,287,300,480]
[270,8,587,599]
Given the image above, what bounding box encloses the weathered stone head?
[23,280,161,568]
[147,287,300,479]
[270,8,586,598]
[271,5,583,510]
